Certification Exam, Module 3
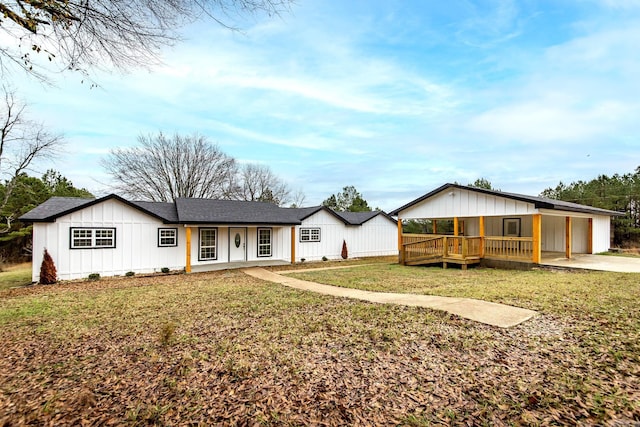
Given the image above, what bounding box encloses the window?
[158,228,178,247]
[70,228,116,249]
[199,228,217,260]
[300,228,321,242]
[258,228,272,257]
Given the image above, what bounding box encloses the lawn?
[0,262,32,291]
[0,261,638,425]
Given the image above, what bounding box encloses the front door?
[229,228,246,262]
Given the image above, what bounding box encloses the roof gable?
[291,206,395,226]
[19,194,177,223]
[390,183,623,217]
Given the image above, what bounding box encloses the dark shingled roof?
[334,210,392,225]
[289,206,395,226]
[290,206,324,221]
[19,197,95,222]
[130,201,179,223]
[20,194,394,226]
[175,198,301,225]
[20,194,179,224]
[390,183,624,217]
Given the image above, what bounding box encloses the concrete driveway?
[542,253,640,273]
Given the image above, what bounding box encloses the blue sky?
[11,0,640,211]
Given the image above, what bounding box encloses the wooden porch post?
[479,216,485,258]
[291,226,296,264]
[453,217,459,236]
[532,214,541,264]
[587,218,593,254]
[185,226,192,273]
[433,220,437,234]
[565,216,572,259]
[397,219,404,264]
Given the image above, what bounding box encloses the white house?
[293,206,398,262]
[20,194,398,282]
[391,183,622,267]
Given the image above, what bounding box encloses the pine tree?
[39,249,57,285]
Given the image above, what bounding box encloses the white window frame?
[158,228,178,247]
[199,228,218,261]
[257,228,272,257]
[70,227,116,249]
[300,227,321,242]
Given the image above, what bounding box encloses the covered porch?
[397,213,592,268]
[391,183,619,269]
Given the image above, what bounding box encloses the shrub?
[159,321,177,346]
[39,249,57,285]
[322,256,328,261]
[88,273,101,281]
[341,240,348,260]
[125,271,135,277]
[161,267,170,274]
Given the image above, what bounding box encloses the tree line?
[0,170,93,262]
[541,168,640,246]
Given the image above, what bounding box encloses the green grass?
[0,263,32,291]
[0,262,638,425]
[289,263,640,315]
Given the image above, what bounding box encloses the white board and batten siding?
[32,199,185,281]
[400,188,537,220]
[296,210,397,261]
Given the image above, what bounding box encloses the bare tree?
[102,132,238,202]
[289,188,307,208]
[232,163,292,206]
[0,0,291,81]
[0,87,62,232]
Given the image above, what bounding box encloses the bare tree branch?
[102,132,238,202]
[0,86,63,232]
[232,163,291,206]
[0,0,292,82]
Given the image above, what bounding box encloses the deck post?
[532,214,542,264]
[453,217,459,236]
[565,216,572,259]
[397,219,404,264]
[291,226,296,264]
[433,220,437,234]
[479,216,485,258]
[185,226,192,273]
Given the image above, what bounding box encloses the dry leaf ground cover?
[0,262,638,426]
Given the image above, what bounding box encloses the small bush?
[161,267,170,274]
[341,240,348,260]
[39,249,57,285]
[159,321,177,346]
[322,256,328,261]
[125,271,135,277]
[87,273,100,281]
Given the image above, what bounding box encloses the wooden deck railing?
[445,236,482,258]
[401,234,533,264]
[483,237,533,260]
[402,236,444,264]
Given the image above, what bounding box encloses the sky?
[6,0,640,211]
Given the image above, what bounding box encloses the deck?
[400,234,534,269]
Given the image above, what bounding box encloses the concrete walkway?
[243,267,537,328]
[542,253,640,273]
